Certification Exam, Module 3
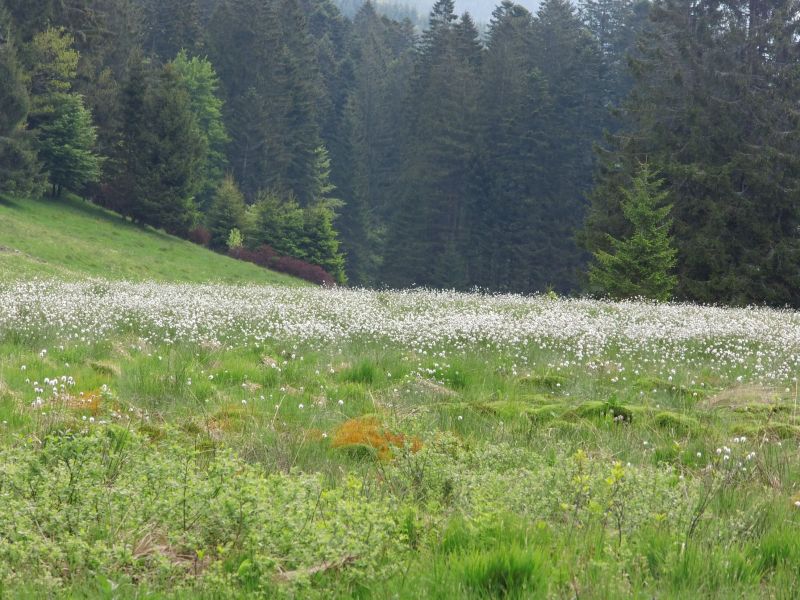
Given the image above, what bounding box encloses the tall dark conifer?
[209,0,322,203]
[0,8,40,195]
[139,0,203,61]
[383,2,482,288]
[474,1,551,292]
[584,0,800,306]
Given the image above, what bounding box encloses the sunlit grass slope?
[0,195,303,285]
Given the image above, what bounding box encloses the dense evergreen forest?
[1,0,799,305]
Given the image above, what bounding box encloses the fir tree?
[589,162,677,301]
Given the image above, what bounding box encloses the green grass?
[0,194,302,284]
[1,329,800,597]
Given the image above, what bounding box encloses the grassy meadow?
[0,196,301,285]
[1,281,800,598]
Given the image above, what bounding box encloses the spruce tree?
[36,92,101,196]
[530,0,605,291]
[112,50,149,217]
[589,163,677,301]
[336,1,415,285]
[206,176,247,250]
[114,56,205,235]
[140,0,203,61]
[383,3,481,289]
[22,28,102,197]
[209,0,322,202]
[170,51,229,211]
[135,63,205,235]
[474,1,551,292]
[583,0,800,306]
[0,9,40,196]
[300,203,347,284]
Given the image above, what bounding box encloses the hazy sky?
[453,0,541,23]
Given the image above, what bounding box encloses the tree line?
[1,0,799,305]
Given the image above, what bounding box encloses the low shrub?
[230,245,336,286]
[188,225,212,246]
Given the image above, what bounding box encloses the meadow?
[1,280,800,598]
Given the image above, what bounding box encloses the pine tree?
[589,163,677,301]
[206,176,246,250]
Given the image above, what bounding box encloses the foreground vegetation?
[1,281,800,597]
[0,196,301,285]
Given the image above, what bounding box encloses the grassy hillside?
[0,195,302,285]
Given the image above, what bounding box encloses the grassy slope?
[0,195,302,285]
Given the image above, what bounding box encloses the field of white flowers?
[1,280,800,598]
[4,280,800,382]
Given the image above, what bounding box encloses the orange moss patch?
[331,416,422,460]
[67,390,103,416]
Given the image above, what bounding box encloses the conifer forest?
[3,0,799,304]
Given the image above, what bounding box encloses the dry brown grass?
[704,385,782,409]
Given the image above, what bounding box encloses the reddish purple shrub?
[229,245,335,286]
[188,226,212,246]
